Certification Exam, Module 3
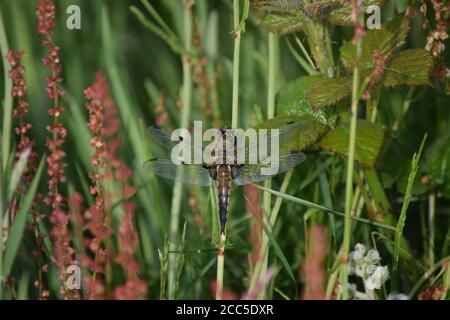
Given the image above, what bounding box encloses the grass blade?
[392,135,427,291]
[255,184,395,231]
[258,214,297,289]
[2,155,45,278]
[0,11,13,171]
[7,148,31,202]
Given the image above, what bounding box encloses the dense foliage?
[0,0,449,300]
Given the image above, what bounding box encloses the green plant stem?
[216,0,242,300]
[286,39,317,75]
[167,2,192,300]
[339,36,362,301]
[407,256,449,299]
[294,35,316,71]
[393,88,415,132]
[428,191,436,268]
[215,233,226,300]
[0,131,3,300]
[231,0,241,129]
[442,260,450,300]
[0,11,12,172]
[258,32,277,299]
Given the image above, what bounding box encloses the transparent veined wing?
[144,158,212,187]
[234,120,305,164]
[233,150,306,185]
[148,126,205,163]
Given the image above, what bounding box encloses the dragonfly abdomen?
[216,165,232,235]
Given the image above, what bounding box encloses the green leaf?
[424,131,450,198]
[328,0,387,26]
[260,12,304,35]
[340,17,410,71]
[277,75,327,122]
[307,77,353,109]
[2,155,45,278]
[318,120,388,168]
[7,148,31,202]
[383,49,432,87]
[255,115,328,151]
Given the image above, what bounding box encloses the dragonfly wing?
[236,120,305,163]
[234,150,306,185]
[148,126,204,162]
[144,158,212,187]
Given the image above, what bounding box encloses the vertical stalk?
[248,32,277,298]
[215,233,225,300]
[231,0,241,130]
[339,36,362,300]
[428,191,435,268]
[0,131,3,300]
[0,12,12,171]
[262,32,277,232]
[261,31,277,283]
[0,10,11,300]
[168,1,192,300]
[216,0,241,300]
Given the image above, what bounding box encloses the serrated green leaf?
[329,0,386,26]
[318,120,387,168]
[277,75,327,122]
[340,17,410,71]
[260,12,305,35]
[383,49,432,87]
[307,77,353,109]
[255,115,328,151]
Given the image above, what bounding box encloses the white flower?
[366,266,389,290]
[365,249,380,264]
[349,243,366,262]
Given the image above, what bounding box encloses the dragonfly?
[144,120,307,236]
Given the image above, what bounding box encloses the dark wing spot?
[287,120,295,125]
[179,136,184,141]
[181,161,186,165]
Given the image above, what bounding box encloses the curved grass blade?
[252,211,297,291]
[255,184,395,231]
[2,155,45,278]
[7,148,31,202]
[392,135,427,291]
